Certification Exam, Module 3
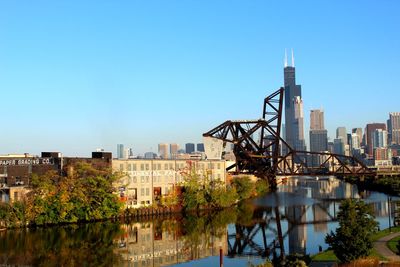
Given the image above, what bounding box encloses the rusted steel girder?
[203,87,375,187]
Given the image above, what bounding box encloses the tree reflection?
[0,222,124,266]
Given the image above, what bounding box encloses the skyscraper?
[170,143,179,159]
[352,128,363,147]
[336,127,347,145]
[389,112,400,145]
[365,123,386,157]
[185,143,195,154]
[158,143,169,159]
[309,109,328,153]
[197,143,205,152]
[310,109,325,130]
[284,49,306,151]
[372,129,388,149]
[117,144,124,159]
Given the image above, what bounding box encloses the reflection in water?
[1,177,399,266]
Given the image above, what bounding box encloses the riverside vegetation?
[0,163,269,228]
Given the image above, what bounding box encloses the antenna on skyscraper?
[291,48,295,67]
[284,49,288,67]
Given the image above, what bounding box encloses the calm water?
[1,177,398,266]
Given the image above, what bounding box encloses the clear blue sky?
[1,1,399,156]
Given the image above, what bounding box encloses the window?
[140,164,144,171]
[14,191,19,201]
[146,188,149,196]
[132,164,136,171]
[127,164,131,171]
[164,163,168,170]
[153,163,157,170]
[146,177,149,183]
[133,177,137,183]
[169,163,174,170]
[217,163,221,169]
[141,188,145,196]
[145,164,149,170]
[120,164,124,171]
[141,177,145,183]
[158,163,161,170]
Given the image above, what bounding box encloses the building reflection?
[286,205,307,255]
[114,220,227,266]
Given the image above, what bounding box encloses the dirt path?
[374,232,400,261]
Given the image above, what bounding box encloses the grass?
[388,236,400,255]
[311,250,337,261]
[312,227,400,263]
[372,226,400,241]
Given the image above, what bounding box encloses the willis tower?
[284,49,306,152]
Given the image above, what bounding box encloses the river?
[0,176,398,266]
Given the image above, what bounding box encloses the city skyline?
[1,1,400,156]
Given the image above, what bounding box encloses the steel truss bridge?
[203,88,375,188]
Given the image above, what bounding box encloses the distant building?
[170,143,179,159]
[197,143,205,152]
[117,144,125,159]
[310,130,328,153]
[334,138,344,155]
[310,109,324,130]
[372,129,388,149]
[389,112,400,145]
[336,127,347,145]
[352,128,363,147]
[309,109,327,154]
[365,123,386,157]
[351,133,360,150]
[374,148,392,166]
[293,96,306,151]
[144,152,157,159]
[185,143,195,154]
[284,49,306,152]
[158,143,169,159]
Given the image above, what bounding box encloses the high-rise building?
[197,143,205,152]
[372,129,388,149]
[333,138,344,155]
[117,144,125,159]
[389,112,400,145]
[365,123,386,157]
[336,127,347,145]
[310,109,324,130]
[352,128,363,147]
[158,143,169,159]
[185,143,195,154]
[351,133,360,150]
[310,130,328,152]
[284,49,306,152]
[309,109,327,154]
[170,143,179,159]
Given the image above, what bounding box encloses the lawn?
[312,226,400,262]
[387,236,400,255]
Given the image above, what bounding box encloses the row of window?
[118,162,223,172]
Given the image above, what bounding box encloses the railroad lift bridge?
[203,88,376,260]
[203,87,375,188]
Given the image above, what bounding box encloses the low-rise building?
[112,159,228,208]
[0,151,112,203]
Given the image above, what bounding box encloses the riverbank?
[343,175,400,196]
[312,226,400,264]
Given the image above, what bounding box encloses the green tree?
[231,176,255,200]
[325,199,378,263]
[25,163,123,226]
